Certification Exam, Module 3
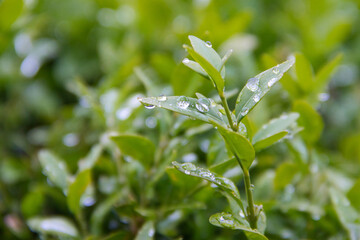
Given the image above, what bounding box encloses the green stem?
[219,89,257,229]
[243,168,257,229]
[234,155,257,229]
[219,92,238,132]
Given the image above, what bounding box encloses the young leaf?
[212,122,255,170]
[235,57,295,122]
[330,188,360,240]
[182,58,208,78]
[67,169,91,215]
[27,217,80,239]
[111,134,155,169]
[184,45,225,94]
[172,162,243,211]
[38,150,69,191]
[135,221,155,240]
[138,96,229,127]
[252,113,299,151]
[209,212,268,240]
[188,35,222,71]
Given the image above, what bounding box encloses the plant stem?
[243,168,257,229]
[219,90,257,229]
[219,92,238,132]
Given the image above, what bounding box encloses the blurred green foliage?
[0,0,359,239]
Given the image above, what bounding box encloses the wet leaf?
[138,96,229,127]
[209,212,268,240]
[235,57,295,122]
[347,178,360,213]
[184,36,225,93]
[274,162,299,190]
[27,217,80,239]
[38,150,69,191]
[172,162,243,210]
[252,113,299,151]
[212,122,255,169]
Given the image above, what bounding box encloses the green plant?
[139,36,300,239]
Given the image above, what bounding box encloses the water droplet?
[176,96,190,109]
[241,107,249,116]
[142,102,155,109]
[219,108,225,115]
[318,93,330,102]
[250,184,255,191]
[182,58,190,64]
[272,65,280,74]
[184,170,190,175]
[253,93,261,103]
[246,77,259,92]
[219,216,225,221]
[181,162,197,171]
[239,210,245,218]
[195,98,210,113]
[158,95,167,101]
[267,77,277,87]
[205,41,212,47]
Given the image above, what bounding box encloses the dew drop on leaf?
[253,93,261,103]
[195,98,210,113]
[158,95,167,101]
[272,65,280,74]
[176,96,190,109]
[241,107,249,116]
[246,77,259,92]
[182,58,190,64]
[267,77,277,87]
[205,41,212,47]
[143,103,155,109]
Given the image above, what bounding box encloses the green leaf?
[78,144,103,171]
[138,96,229,127]
[184,36,225,93]
[67,169,91,215]
[330,188,360,240]
[274,162,299,190]
[347,178,360,213]
[38,150,69,191]
[0,0,23,31]
[135,221,155,240]
[314,53,343,90]
[252,113,299,151]
[111,134,155,169]
[294,53,314,92]
[253,132,288,152]
[235,57,295,122]
[27,217,80,239]
[188,35,222,71]
[182,59,208,78]
[212,122,255,169]
[172,162,243,211]
[209,212,268,240]
[293,100,323,144]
